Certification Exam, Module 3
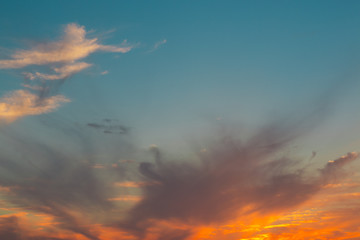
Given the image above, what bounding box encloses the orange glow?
[108,195,142,202]
[114,181,149,188]
[181,176,360,240]
[0,172,359,239]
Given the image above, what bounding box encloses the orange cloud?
[0,211,89,240]
[114,181,150,188]
[0,90,69,123]
[108,195,142,202]
[179,175,360,240]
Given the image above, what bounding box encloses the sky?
[0,1,360,239]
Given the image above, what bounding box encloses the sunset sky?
[0,1,360,239]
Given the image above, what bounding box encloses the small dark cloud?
[87,119,129,135]
[88,123,102,129]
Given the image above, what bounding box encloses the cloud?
[0,37,359,239]
[0,214,87,240]
[0,114,140,239]
[118,125,358,238]
[108,196,142,202]
[0,23,132,122]
[0,116,358,239]
[0,23,132,70]
[254,189,360,239]
[0,133,115,239]
[326,152,358,168]
[0,216,23,240]
[24,62,92,80]
[114,181,150,188]
[148,39,167,53]
[320,152,359,180]
[0,90,69,123]
[87,119,129,134]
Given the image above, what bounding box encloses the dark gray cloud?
[0,126,122,240]
[118,123,358,239]
[0,216,22,240]
[87,119,129,135]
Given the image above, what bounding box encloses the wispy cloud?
[87,119,129,134]
[0,23,132,122]
[114,181,150,188]
[0,132,115,240]
[148,39,167,53]
[9,23,132,81]
[0,23,131,70]
[108,196,142,202]
[24,62,92,81]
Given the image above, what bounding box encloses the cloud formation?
[117,125,359,239]
[0,129,117,240]
[0,90,69,123]
[0,23,132,122]
[0,215,68,240]
[0,117,358,240]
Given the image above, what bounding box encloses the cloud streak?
[87,119,129,134]
[148,39,167,53]
[24,62,92,81]
[0,23,131,70]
